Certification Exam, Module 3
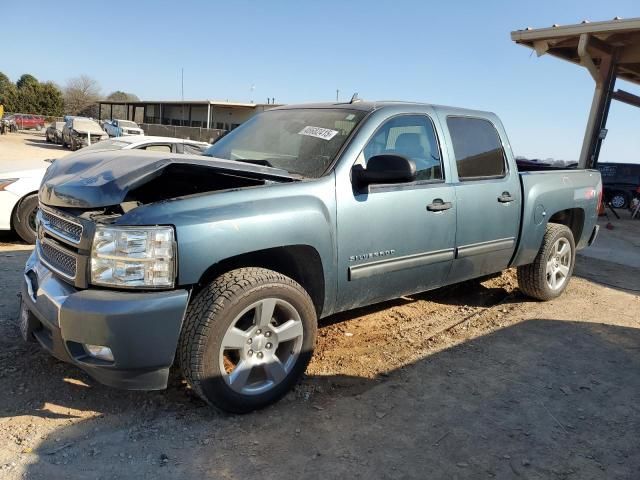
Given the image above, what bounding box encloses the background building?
[97,99,280,131]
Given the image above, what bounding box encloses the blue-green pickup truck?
[20,101,601,412]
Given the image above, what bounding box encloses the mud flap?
[18,294,39,342]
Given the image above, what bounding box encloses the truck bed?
[511,168,601,267]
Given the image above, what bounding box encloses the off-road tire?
[178,267,317,413]
[12,194,39,244]
[517,223,575,301]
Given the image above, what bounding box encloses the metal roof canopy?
[512,17,640,168]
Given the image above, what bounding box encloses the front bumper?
[21,250,189,390]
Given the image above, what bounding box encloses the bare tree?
[63,75,101,116]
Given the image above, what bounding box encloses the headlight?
[90,226,176,288]
[0,178,18,191]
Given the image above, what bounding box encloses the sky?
[3,0,640,163]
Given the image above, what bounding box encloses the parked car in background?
[45,121,65,144]
[103,119,144,137]
[14,114,45,131]
[19,101,601,413]
[597,162,640,209]
[0,160,49,243]
[1,114,18,133]
[62,117,108,151]
[0,136,210,243]
[80,135,209,154]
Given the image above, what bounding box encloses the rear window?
[447,117,506,180]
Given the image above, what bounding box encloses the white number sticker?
[298,126,339,141]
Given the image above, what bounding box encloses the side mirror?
[352,154,416,188]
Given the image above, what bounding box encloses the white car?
[103,119,145,137]
[0,136,210,243]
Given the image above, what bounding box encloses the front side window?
[203,108,366,178]
[360,115,443,181]
[447,117,506,180]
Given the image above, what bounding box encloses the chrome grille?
[39,241,77,279]
[41,208,83,244]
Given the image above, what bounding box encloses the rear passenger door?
[442,116,521,283]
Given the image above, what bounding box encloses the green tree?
[0,72,16,109]
[16,73,38,90]
[0,73,63,116]
[34,82,64,116]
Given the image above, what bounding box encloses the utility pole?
[181,67,185,127]
[336,89,339,102]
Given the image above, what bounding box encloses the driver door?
[335,112,457,311]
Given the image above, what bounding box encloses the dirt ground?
[0,132,66,167]
[0,134,639,479]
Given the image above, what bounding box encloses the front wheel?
[178,267,317,413]
[517,223,575,301]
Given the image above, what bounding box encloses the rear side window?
[183,143,207,155]
[142,144,172,152]
[447,117,506,180]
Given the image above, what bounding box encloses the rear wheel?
[12,194,38,244]
[517,223,575,301]
[179,267,317,413]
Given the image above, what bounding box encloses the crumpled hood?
[39,150,294,208]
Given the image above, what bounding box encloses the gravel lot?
[0,132,65,168]
[0,134,639,479]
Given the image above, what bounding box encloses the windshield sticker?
[345,114,356,121]
[298,126,339,141]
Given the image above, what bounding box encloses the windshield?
[82,139,129,151]
[203,108,366,178]
[118,120,138,128]
[73,119,102,132]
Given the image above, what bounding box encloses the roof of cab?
[271,100,495,117]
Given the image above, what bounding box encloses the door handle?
[427,199,453,212]
[498,192,514,203]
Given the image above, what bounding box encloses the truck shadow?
[321,277,517,330]
[15,319,640,479]
[574,254,640,296]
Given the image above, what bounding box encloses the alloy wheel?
[545,238,571,290]
[219,298,304,396]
